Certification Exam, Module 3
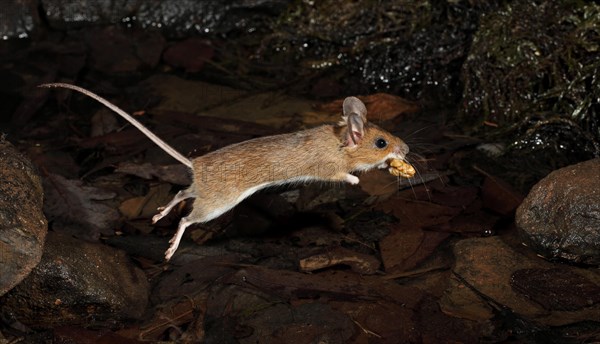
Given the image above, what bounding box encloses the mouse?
[39,83,410,260]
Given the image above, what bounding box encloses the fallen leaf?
[53,326,143,344]
[221,266,423,308]
[476,167,524,215]
[43,173,119,240]
[90,108,120,137]
[299,247,380,274]
[358,169,398,200]
[379,224,450,273]
[119,184,173,221]
[138,297,204,341]
[116,162,192,185]
[317,93,419,121]
[83,26,165,73]
[163,37,214,73]
[377,196,459,227]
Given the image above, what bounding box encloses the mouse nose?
[395,142,409,157]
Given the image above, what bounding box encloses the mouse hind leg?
[164,215,196,261]
[163,204,214,261]
[152,186,197,224]
[163,197,236,261]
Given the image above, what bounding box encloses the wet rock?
[0,138,47,296]
[442,236,600,326]
[0,0,38,40]
[461,2,600,133]
[40,0,286,37]
[459,2,600,189]
[0,232,149,329]
[258,1,488,97]
[516,158,600,265]
[510,268,600,311]
[81,26,166,74]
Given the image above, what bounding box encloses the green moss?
[460,1,600,144]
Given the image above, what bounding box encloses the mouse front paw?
[345,174,360,185]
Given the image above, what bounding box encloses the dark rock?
[81,26,166,74]
[460,1,600,138]
[458,2,600,189]
[0,232,149,329]
[0,138,47,296]
[443,237,600,326]
[0,0,38,40]
[516,158,600,265]
[510,268,600,311]
[40,0,287,37]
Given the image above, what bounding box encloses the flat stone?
[0,138,47,297]
[516,158,600,264]
[0,232,149,329]
[442,237,600,326]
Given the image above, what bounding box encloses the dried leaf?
[90,108,119,137]
[119,184,172,220]
[379,225,450,273]
[317,93,419,121]
[377,196,459,227]
[163,37,214,73]
[116,162,191,185]
[358,169,398,200]
[299,247,380,274]
[43,173,118,240]
[138,298,203,341]
[480,173,524,215]
[53,326,142,344]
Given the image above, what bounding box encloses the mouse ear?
[342,97,367,147]
[342,96,368,123]
[344,113,365,147]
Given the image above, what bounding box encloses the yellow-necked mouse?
[40,83,409,260]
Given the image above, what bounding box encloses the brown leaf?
[53,326,143,344]
[43,173,118,240]
[119,184,172,221]
[299,247,380,274]
[90,108,120,137]
[138,298,202,341]
[163,38,214,73]
[379,225,450,273]
[116,162,192,185]
[84,26,165,73]
[428,209,498,235]
[479,172,524,216]
[330,301,418,343]
[222,266,423,307]
[377,196,460,228]
[317,93,419,121]
[358,169,398,200]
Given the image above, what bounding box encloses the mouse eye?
[375,138,388,149]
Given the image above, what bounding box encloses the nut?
[388,159,415,178]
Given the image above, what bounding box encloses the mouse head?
[340,97,409,172]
